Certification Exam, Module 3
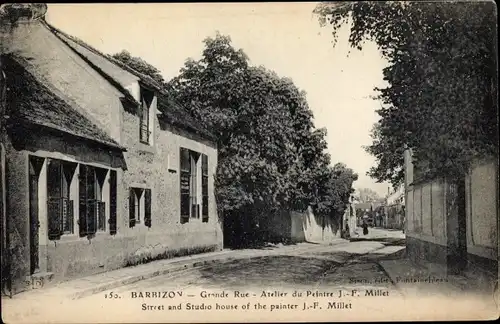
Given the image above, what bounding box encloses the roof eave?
[14,119,127,152]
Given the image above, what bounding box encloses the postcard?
[0,2,498,323]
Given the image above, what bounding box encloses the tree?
[315,1,497,187]
[113,34,359,244]
[168,33,358,225]
[357,187,382,203]
[168,34,324,213]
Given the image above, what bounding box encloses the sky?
[46,3,391,197]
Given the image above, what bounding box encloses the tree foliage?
[167,33,358,219]
[112,34,358,224]
[315,1,497,187]
[356,187,382,204]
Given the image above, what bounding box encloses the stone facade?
[1,5,221,294]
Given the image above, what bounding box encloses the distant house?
[383,186,404,230]
[403,148,497,285]
[0,4,221,295]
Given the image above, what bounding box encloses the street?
[3,228,497,323]
[84,239,402,294]
[69,228,410,321]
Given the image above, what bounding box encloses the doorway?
[29,156,44,275]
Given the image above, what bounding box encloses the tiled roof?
[44,21,216,142]
[3,54,125,150]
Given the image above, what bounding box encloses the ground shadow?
[349,237,406,246]
[199,255,339,288]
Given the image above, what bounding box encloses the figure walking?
[362,214,369,235]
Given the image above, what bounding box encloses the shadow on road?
[225,240,301,250]
[199,255,339,289]
[349,237,406,246]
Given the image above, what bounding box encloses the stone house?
[0,4,221,295]
[403,148,498,287]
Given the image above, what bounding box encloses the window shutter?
[78,164,88,236]
[47,160,62,239]
[202,154,209,223]
[180,148,190,223]
[129,188,136,227]
[47,197,62,240]
[144,188,152,228]
[87,199,97,234]
[109,170,117,235]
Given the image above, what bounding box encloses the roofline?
[43,20,162,92]
[160,116,217,144]
[42,20,217,143]
[43,21,140,109]
[12,119,127,152]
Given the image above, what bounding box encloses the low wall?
[264,207,341,244]
[45,229,220,283]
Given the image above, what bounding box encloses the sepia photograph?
[0,2,498,322]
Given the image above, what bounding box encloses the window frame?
[180,148,209,224]
[129,187,152,228]
[47,158,76,239]
[139,86,154,145]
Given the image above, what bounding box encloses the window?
[180,148,208,224]
[129,187,151,228]
[47,159,77,240]
[78,165,107,237]
[139,87,154,144]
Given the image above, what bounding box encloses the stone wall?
[404,149,498,279]
[264,207,342,244]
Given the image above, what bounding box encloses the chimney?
[0,3,47,25]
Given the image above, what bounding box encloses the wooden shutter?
[47,197,62,240]
[87,167,97,235]
[87,199,97,234]
[180,148,190,223]
[129,188,136,227]
[144,188,152,228]
[78,165,99,236]
[109,170,117,235]
[97,201,105,231]
[66,199,74,234]
[202,154,209,222]
[78,164,88,236]
[47,159,62,239]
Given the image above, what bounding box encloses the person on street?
[362,214,369,235]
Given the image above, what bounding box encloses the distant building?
[383,186,404,230]
[1,4,221,295]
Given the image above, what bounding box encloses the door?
[29,173,40,274]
